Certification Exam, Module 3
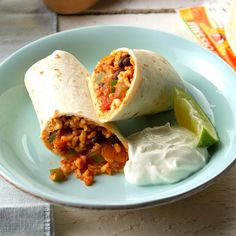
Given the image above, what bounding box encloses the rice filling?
[94,51,135,112]
[42,115,128,185]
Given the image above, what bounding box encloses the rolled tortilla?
[89,48,185,122]
[24,50,128,185]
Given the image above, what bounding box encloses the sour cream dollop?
[124,123,208,185]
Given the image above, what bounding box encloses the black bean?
[118,55,131,68]
[112,68,123,80]
[85,140,94,149]
[122,56,131,67]
[91,132,105,143]
[61,128,72,136]
[108,135,120,144]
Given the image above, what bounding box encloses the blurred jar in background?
[43,0,97,14]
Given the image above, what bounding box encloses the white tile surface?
[0,13,56,61]
[59,13,197,42]
[0,0,50,13]
[0,0,56,61]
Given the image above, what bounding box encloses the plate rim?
[0,159,235,210]
[1,24,236,74]
[0,25,236,209]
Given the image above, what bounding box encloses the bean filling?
[44,116,128,186]
[118,55,131,67]
[94,51,135,112]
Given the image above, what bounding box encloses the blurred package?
[178,0,236,70]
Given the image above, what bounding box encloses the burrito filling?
[43,116,128,186]
[94,51,135,112]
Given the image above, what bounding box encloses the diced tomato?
[101,96,112,111]
[53,138,66,152]
[96,70,129,111]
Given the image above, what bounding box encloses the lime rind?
[174,88,219,147]
[198,127,217,147]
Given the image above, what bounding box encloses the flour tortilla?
[89,48,185,122]
[24,50,127,152]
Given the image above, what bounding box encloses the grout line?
[55,14,59,33]
[59,8,176,16]
[1,9,176,16]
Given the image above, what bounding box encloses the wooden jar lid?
[43,0,97,14]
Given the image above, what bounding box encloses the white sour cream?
[124,123,208,186]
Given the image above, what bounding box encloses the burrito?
[24,50,128,186]
[88,48,185,122]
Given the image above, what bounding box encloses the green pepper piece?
[110,80,117,93]
[49,168,67,182]
[48,131,57,143]
[92,154,104,163]
[67,148,77,156]
[110,80,118,87]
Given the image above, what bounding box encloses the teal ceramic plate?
[0,26,236,209]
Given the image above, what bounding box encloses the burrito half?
[89,48,184,122]
[24,50,128,186]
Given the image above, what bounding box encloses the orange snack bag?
[178,5,236,70]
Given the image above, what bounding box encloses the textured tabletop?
[1,1,236,235]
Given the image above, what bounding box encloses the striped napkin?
[0,0,56,235]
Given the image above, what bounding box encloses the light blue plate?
[0,26,236,209]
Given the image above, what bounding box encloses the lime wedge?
[173,88,219,147]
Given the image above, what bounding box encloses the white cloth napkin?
[0,179,54,236]
[0,1,56,235]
